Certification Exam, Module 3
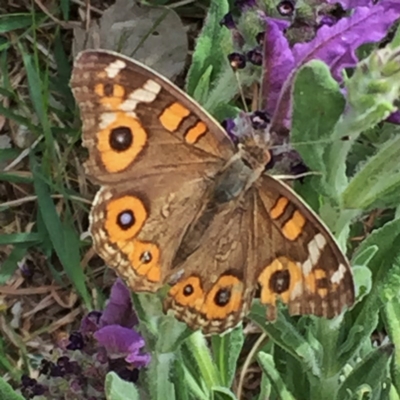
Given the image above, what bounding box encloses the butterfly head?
[238,136,271,171]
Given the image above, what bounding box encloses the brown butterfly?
[70,49,354,334]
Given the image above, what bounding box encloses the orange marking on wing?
[95,84,125,109]
[305,269,328,298]
[185,121,207,144]
[159,102,190,132]
[258,257,302,306]
[97,112,147,172]
[201,275,243,320]
[129,241,161,283]
[105,196,147,243]
[169,276,204,310]
[270,197,289,220]
[282,210,306,241]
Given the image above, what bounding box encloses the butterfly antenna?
[234,70,250,113]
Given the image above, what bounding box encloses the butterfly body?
[71,49,354,334]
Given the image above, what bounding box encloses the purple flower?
[327,0,373,9]
[22,279,149,399]
[267,3,400,131]
[76,278,148,368]
[261,19,294,117]
[99,278,138,328]
[95,325,151,367]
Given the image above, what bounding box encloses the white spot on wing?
[144,79,161,94]
[331,263,347,284]
[290,281,303,300]
[315,233,326,249]
[302,259,313,275]
[105,60,126,78]
[302,233,327,275]
[119,79,161,111]
[99,112,117,129]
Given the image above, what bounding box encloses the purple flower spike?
[270,3,400,131]
[293,5,400,82]
[261,19,294,116]
[327,0,372,9]
[100,278,138,329]
[94,325,151,367]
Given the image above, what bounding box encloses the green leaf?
[339,218,400,365]
[105,371,139,400]
[332,46,400,188]
[0,376,25,400]
[0,14,42,33]
[336,344,394,400]
[250,303,321,377]
[31,156,91,307]
[342,135,400,210]
[0,233,43,245]
[171,351,189,400]
[146,353,176,400]
[211,327,244,387]
[186,0,230,102]
[211,386,237,400]
[381,266,400,394]
[292,60,346,176]
[186,331,221,389]
[0,245,28,285]
[257,352,296,400]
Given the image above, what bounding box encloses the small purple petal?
[386,111,400,125]
[318,15,338,28]
[126,352,151,367]
[95,325,144,356]
[100,279,138,328]
[327,0,373,9]
[66,331,85,350]
[80,310,102,334]
[220,12,236,29]
[261,19,294,116]
[95,325,150,367]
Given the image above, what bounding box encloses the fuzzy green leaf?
[292,60,346,180]
[342,135,400,210]
[105,371,139,400]
[250,303,320,377]
[211,327,244,387]
[257,352,296,400]
[336,344,394,400]
[185,0,230,102]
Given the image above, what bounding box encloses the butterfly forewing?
[70,50,234,185]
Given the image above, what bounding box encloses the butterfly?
[70,49,354,334]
